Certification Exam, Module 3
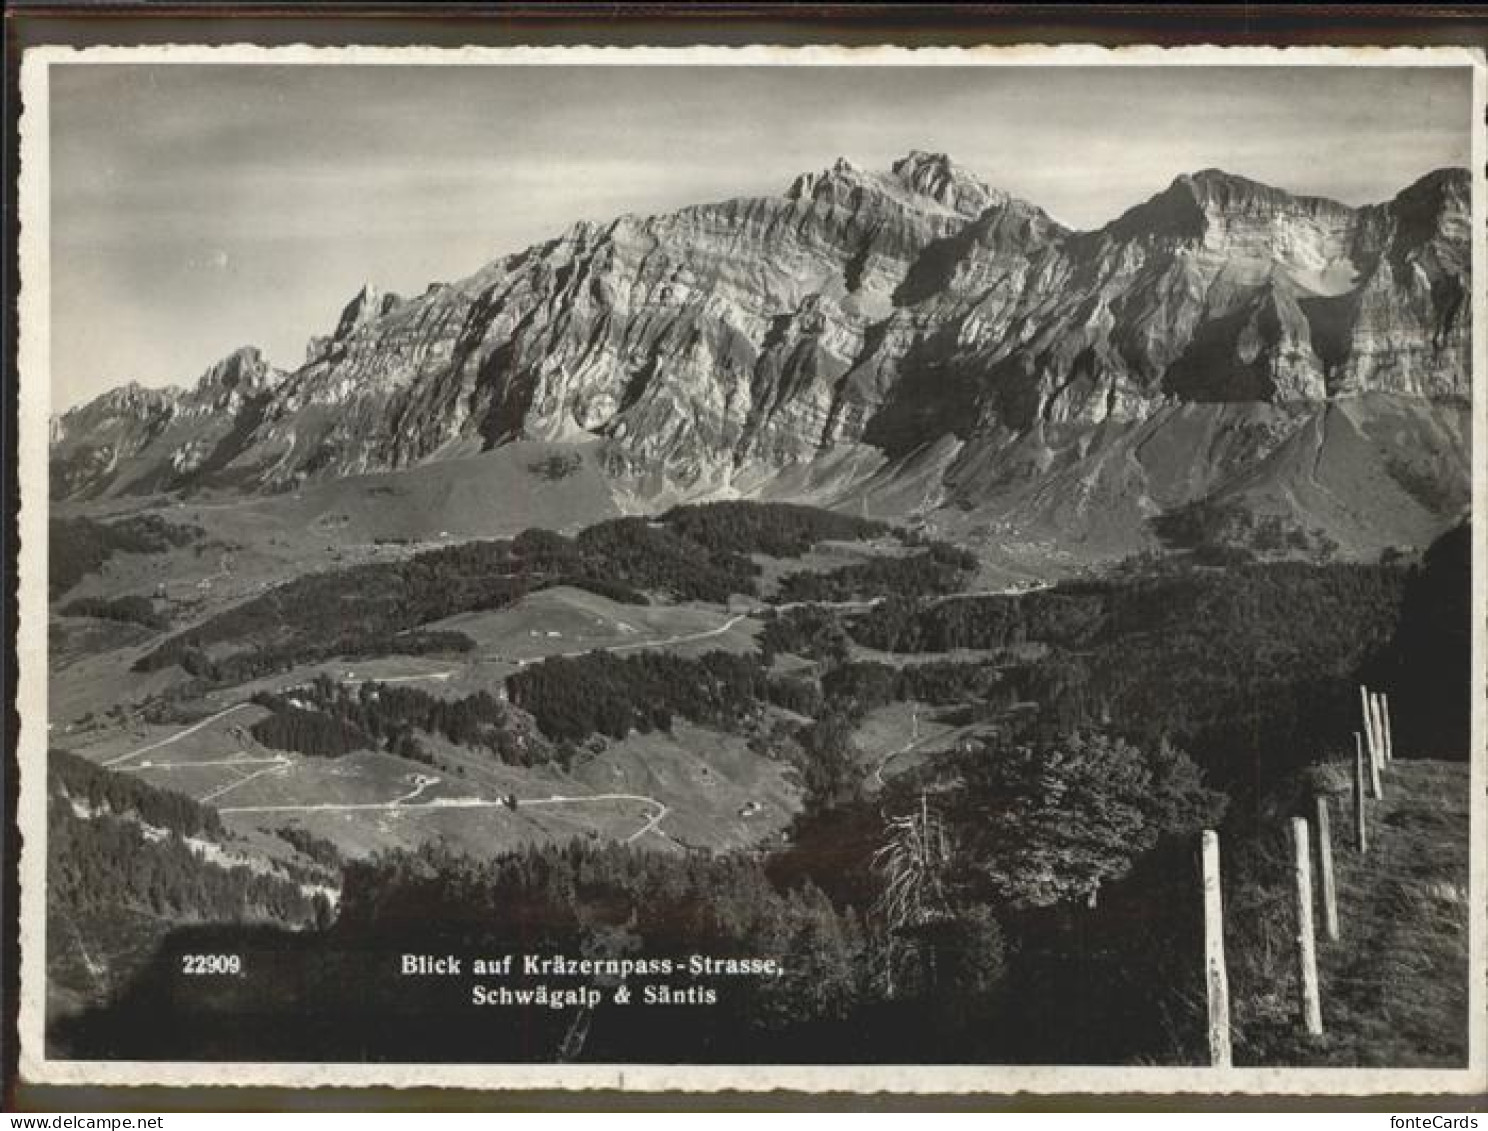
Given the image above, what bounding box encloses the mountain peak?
[190,345,281,408]
[1392,166,1470,210]
[1170,168,1352,219]
[334,282,405,341]
[785,151,998,219]
[1171,168,1280,201]
[889,150,1001,216]
[1184,167,1257,185]
[1106,168,1357,242]
[784,157,867,203]
[892,149,955,177]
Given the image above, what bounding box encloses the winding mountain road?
[217,788,672,845]
[197,762,291,804]
[100,582,1043,844]
[102,703,254,768]
[872,728,939,789]
[481,614,748,666]
[767,585,1049,616]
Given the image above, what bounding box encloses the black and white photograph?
[14,44,1485,1093]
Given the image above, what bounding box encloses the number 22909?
[180,954,242,975]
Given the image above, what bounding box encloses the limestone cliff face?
[49,347,284,498]
[51,155,1470,503]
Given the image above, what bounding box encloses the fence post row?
[1201,829,1232,1068]
[1367,718,1384,801]
[1200,683,1402,1057]
[1290,817,1324,1036]
[1371,693,1388,771]
[1360,685,1377,767]
[1370,692,1382,765]
[1314,796,1339,943]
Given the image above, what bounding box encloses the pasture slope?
[1302,758,1468,1067]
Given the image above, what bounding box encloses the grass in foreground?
[1230,759,1468,1067]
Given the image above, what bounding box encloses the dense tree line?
[48,798,317,928]
[815,660,1007,714]
[138,629,473,685]
[759,604,852,664]
[51,748,223,839]
[573,518,758,602]
[849,590,1106,653]
[253,677,554,768]
[851,563,1403,665]
[839,561,1408,801]
[50,514,201,598]
[1363,520,1471,759]
[897,662,1009,708]
[659,501,891,558]
[274,825,345,873]
[59,593,169,630]
[249,700,376,758]
[506,650,777,744]
[1152,499,1339,560]
[773,543,977,605]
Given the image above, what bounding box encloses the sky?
[48,62,1473,410]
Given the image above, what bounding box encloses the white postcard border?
[15,41,1488,1095]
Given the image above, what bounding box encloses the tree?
[874,793,953,997]
[741,882,864,1030]
[1365,519,1470,758]
[871,793,1009,1014]
[874,793,952,938]
[954,730,1224,909]
[795,712,863,811]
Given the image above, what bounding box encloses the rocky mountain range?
[50,151,1472,555]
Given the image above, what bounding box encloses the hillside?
[44,508,1471,1067]
[45,750,335,1031]
[1227,759,1469,1067]
[1319,759,1469,1067]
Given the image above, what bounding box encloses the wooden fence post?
[1314,796,1339,943]
[1380,692,1394,764]
[1371,693,1389,771]
[1353,734,1368,853]
[1201,830,1232,1067]
[1360,685,1377,767]
[1291,817,1324,1036]
[1367,717,1384,801]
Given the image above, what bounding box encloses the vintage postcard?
[14,43,1487,1094]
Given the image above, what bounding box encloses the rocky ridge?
[50,152,1471,548]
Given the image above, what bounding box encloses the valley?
[49,499,1011,873]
